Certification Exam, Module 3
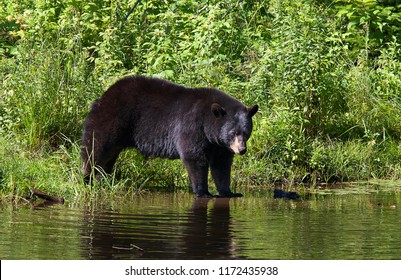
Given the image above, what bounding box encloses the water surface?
[1,188,400,259]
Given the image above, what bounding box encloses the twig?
[122,0,142,24]
[112,243,144,252]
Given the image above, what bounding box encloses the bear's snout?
[230,136,247,155]
[238,146,247,155]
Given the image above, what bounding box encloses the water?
[1,188,401,260]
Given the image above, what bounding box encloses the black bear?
[81,76,258,197]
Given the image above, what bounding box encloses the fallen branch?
[31,188,64,204]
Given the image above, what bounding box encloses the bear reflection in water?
[80,197,236,260]
[81,76,258,197]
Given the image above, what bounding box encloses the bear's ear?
[248,104,259,117]
[211,103,226,118]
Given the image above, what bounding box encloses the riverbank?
[1,1,401,199]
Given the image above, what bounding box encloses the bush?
[1,39,98,149]
[1,0,401,197]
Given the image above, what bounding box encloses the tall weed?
[1,0,401,196]
[1,39,98,149]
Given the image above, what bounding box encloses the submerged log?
[31,188,64,204]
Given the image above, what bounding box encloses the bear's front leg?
[182,158,214,198]
[209,150,243,198]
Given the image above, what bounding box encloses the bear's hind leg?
[82,142,122,183]
[81,144,96,183]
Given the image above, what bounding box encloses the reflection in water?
[1,190,401,260]
[80,197,237,259]
[183,198,237,259]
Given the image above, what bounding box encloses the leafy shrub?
[0,39,98,149]
[1,0,401,195]
[334,0,401,61]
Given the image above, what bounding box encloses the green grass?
[1,0,401,201]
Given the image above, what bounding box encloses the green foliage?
[1,39,97,149]
[0,134,82,198]
[334,0,401,60]
[1,0,401,198]
[266,1,349,137]
[310,138,401,182]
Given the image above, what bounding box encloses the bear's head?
[211,103,258,155]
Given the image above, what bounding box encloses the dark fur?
[81,76,258,197]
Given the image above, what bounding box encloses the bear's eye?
[228,131,236,137]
